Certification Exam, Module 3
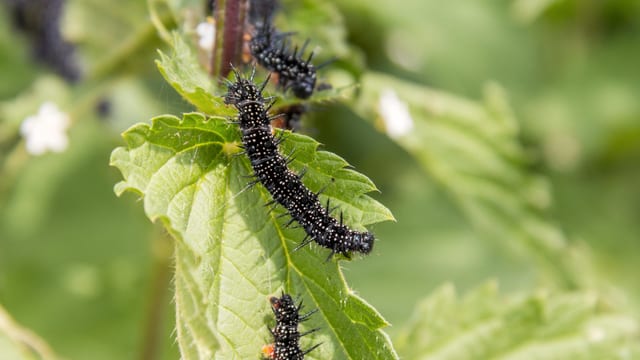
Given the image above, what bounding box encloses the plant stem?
[211,0,248,78]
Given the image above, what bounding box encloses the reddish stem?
[211,0,248,78]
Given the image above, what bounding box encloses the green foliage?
[156,34,353,116]
[349,70,640,358]
[111,110,396,359]
[396,283,640,360]
[281,0,366,72]
[115,15,399,357]
[2,0,640,359]
[352,72,594,289]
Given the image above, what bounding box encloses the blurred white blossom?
[20,101,70,155]
[379,88,414,138]
[196,19,216,51]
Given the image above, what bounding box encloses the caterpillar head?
[354,232,375,255]
[224,67,269,105]
[224,78,262,105]
[289,69,316,99]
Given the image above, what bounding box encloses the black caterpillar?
[7,0,81,82]
[224,70,375,258]
[262,293,319,360]
[249,21,317,99]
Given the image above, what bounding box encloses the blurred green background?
[1,0,639,359]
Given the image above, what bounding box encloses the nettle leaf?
[110,113,396,359]
[155,35,230,116]
[396,282,640,360]
[352,72,594,289]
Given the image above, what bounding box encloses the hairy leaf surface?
[397,283,640,360]
[111,112,396,359]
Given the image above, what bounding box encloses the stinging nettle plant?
[112,1,396,359]
[108,1,640,359]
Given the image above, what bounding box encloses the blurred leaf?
[0,305,59,360]
[353,72,597,289]
[64,0,151,67]
[281,0,366,75]
[110,113,396,359]
[0,131,170,359]
[396,282,640,360]
[511,0,565,23]
[0,11,39,97]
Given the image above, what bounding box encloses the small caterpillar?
[224,70,375,258]
[262,293,319,360]
[249,21,317,99]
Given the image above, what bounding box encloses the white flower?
[196,19,216,52]
[20,101,70,155]
[378,88,414,138]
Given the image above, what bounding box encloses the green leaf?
[110,112,396,359]
[0,305,59,360]
[155,35,229,116]
[352,72,596,289]
[396,282,640,360]
[281,0,366,73]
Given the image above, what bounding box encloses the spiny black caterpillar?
[261,293,319,360]
[249,20,317,99]
[224,69,375,259]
